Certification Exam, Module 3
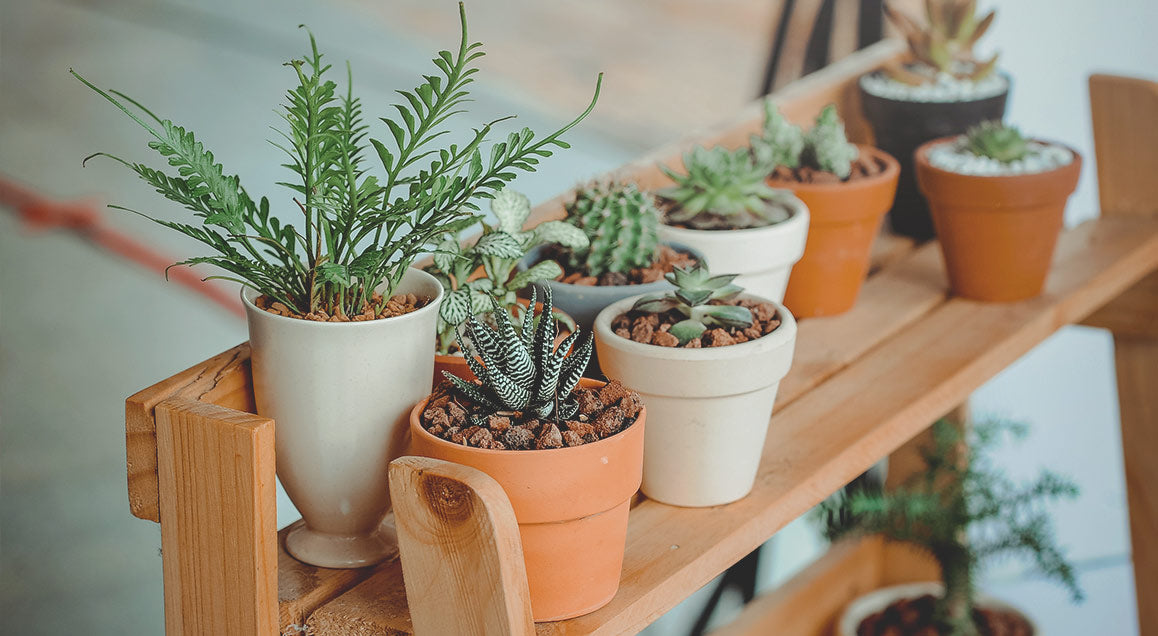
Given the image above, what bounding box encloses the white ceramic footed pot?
[657,196,809,302]
[242,267,442,568]
[593,293,797,507]
[837,582,1038,636]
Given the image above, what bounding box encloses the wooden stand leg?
[156,398,278,636]
[1113,336,1158,636]
[389,456,534,636]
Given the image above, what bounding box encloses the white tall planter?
[242,267,442,568]
[657,197,809,302]
[593,294,797,507]
[837,583,1038,636]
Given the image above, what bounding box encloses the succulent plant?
[632,264,754,345]
[563,182,661,278]
[964,120,1030,163]
[801,105,860,179]
[884,0,999,85]
[751,100,804,170]
[444,285,592,420]
[426,187,587,354]
[658,146,795,230]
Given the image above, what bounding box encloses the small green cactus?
[965,120,1030,163]
[884,0,999,84]
[802,105,859,179]
[445,285,591,420]
[564,182,661,278]
[632,264,754,345]
[751,100,804,170]
[659,146,795,230]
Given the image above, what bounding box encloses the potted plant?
[75,4,601,568]
[758,103,900,317]
[655,145,809,302]
[523,182,701,336]
[819,419,1083,636]
[859,0,1009,240]
[409,287,646,621]
[425,187,586,381]
[914,122,1081,302]
[593,265,797,507]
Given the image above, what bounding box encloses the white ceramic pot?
[593,294,797,507]
[837,582,1038,636]
[242,267,442,568]
[657,196,809,302]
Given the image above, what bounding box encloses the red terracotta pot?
[915,138,1082,302]
[408,378,645,622]
[776,145,900,317]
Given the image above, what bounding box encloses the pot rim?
[914,136,1082,181]
[838,581,1037,635]
[520,241,705,290]
[657,192,809,237]
[857,69,1013,105]
[241,267,444,329]
[593,292,797,362]
[766,145,900,193]
[409,377,645,457]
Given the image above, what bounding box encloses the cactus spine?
[565,183,661,277]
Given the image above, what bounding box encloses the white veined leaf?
[439,288,473,326]
[531,220,589,250]
[508,260,563,291]
[473,231,525,259]
[490,187,532,234]
[432,235,461,273]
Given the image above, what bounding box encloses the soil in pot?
[542,244,697,287]
[773,145,900,318]
[610,298,781,349]
[657,197,793,231]
[855,593,1032,636]
[255,292,427,321]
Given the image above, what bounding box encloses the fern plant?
[426,188,587,354]
[445,285,592,420]
[72,3,601,319]
[817,419,1082,636]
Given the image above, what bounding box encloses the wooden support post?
[389,456,534,636]
[156,398,278,635]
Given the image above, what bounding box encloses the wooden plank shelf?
[123,40,1158,636]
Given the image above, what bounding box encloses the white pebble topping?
[927,138,1074,176]
[860,70,1009,103]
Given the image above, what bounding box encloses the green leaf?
[701,304,753,328]
[472,231,524,259]
[508,260,562,291]
[531,220,588,250]
[431,235,461,272]
[669,319,706,344]
[490,187,532,234]
[439,287,473,325]
[316,262,351,287]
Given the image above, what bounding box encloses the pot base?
[284,519,399,569]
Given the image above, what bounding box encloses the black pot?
[859,72,1010,240]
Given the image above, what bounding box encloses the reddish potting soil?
[256,293,426,322]
[770,151,889,184]
[420,379,643,450]
[857,594,1033,636]
[611,298,781,348]
[544,244,697,287]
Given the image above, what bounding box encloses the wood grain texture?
[390,457,534,636]
[126,343,253,521]
[277,522,378,631]
[156,397,277,636]
[1082,271,1158,338]
[1113,336,1158,636]
[1089,74,1158,217]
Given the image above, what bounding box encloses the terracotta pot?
[242,267,441,568]
[837,582,1038,636]
[433,301,574,384]
[859,72,1011,240]
[408,378,645,621]
[593,295,797,507]
[915,138,1082,302]
[657,196,809,302]
[777,145,900,317]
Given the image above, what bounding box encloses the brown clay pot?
[408,378,645,621]
[433,302,574,384]
[776,145,900,317]
[915,138,1082,302]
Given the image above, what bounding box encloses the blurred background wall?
[1,0,1155,633]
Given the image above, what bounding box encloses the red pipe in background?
[0,175,246,319]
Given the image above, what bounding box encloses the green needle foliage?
[817,419,1082,636]
[72,3,601,319]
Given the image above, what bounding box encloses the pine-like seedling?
[817,419,1082,636]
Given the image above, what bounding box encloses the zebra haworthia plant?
[632,264,753,345]
[444,285,592,420]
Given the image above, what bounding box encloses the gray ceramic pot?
[519,243,703,338]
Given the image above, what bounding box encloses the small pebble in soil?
[928,138,1074,176]
[613,298,781,349]
[859,69,1009,103]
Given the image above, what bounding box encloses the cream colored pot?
[657,196,809,303]
[837,582,1038,636]
[593,294,797,507]
[242,267,442,568]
